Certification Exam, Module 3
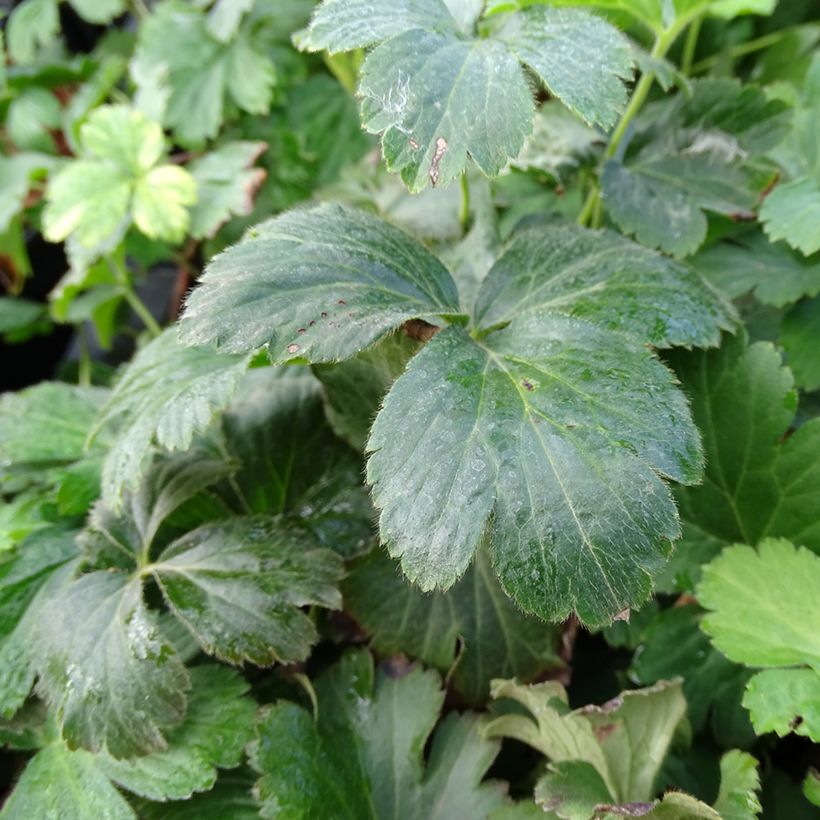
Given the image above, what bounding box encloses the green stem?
[78,325,91,387]
[691,29,788,75]
[577,11,700,226]
[108,257,162,338]
[459,172,471,233]
[681,14,703,76]
[130,0,150,20]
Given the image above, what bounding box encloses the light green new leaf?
[500,6,633,131]
[672,333,820,560]
[713,750,762,820]
[68,0,126,23]
[368,314,700,625]
[699,539,820,671]
[0,743,136,820]
[249,649,506,818]
[692,232,820,308]
[90,329,250,507]
[97,666,256,800]
[132,0,276,146]
[742,669,820,742]
[486,678,686,803]
[343,547,561,703]
[782,296,820,391]
[34,571,189,758]
[0,153,60,234]
[6,0,59,63]
[760,178,820,256]
[359,29,533,191]
[43,106,196,249]
[474,222,735,346]
[151,516,343,666]
[179,204,463,361]
[188,142,267,239]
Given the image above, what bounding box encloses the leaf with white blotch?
[713,750,762,820]
[299,0,633,190]
[699,539,820,672]
[344,547,561,703]
[486,677,686,803]
[188,141,267,239]
[151,516,343,666]
[671,333,820,562]
[474,221,735,346]
[760,178,820,256]
[692,232,820,308]
[782,295,820,391]
[90,329,250,508]
[43,105,196,249]
[499,6,633,131]
[219,368,375,559]
[743,669,820,741]
[249,649,506,818]
[97,666,256,800]
[34,571,189,758]
[0,743,136,820]
[179,204,462,361]
[368,314,701,626]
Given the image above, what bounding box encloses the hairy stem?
[108,256,163,338]
[459,172,471,233]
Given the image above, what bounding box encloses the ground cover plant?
[0,0,818,816]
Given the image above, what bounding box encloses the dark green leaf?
[781,295,820,391]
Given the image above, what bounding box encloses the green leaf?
[692,232,820,308]
[97,665,256,800]
[0,152,60,234]
[188,141,267,239]
[359,29,533,191]
[699,539,820,671]
[43,106,196,249]
[151,516,343,666]
[179,203,462,361]
[219,368,375,558]
[672,334,820,559]
[499,6,633,130]
[90,329,250,507]
[760,179,820,256]
[486,677,686,803]
[0,744,136,820]
[474,221,735,347]
[713,750,762,820]
[368,315,701,625]
[132,0,276,146]
[782,295,820,391]
[804,769,820,809]
[249,649,506,818]
[0,382,107,468]
[139,771,260,819]
[68,0,126,24]
[343,547,561,703]
[534,760,614,818]
[742,669,820,742]
[34,570,189,758]
[6,0,59,64]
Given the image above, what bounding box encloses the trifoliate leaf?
[188,142,267,239]
[132,0,276,146]
[34,571,189,758]
[249,649,506,818]
[781,295,820,391]
[699,539,820,671]
[218,369,374,558]
[486,678,686,803]
[90,329,250,507]
[179,204,463,361]
[760,178,820,256]
[299,0,633,190]
[97,666,256,800]
[151,516,343,666]
[343,547,561,703]
[474,221,735,346]
[499,6,633,130]
[742,668,820,742]
[692,232,820,308]
[43,106,196,249]
[0,743,136,820]
[672,333,820,562]
[368,315,700,625]
[713,750,762,820]
[0,382,107,468]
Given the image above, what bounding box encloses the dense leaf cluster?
[0,0,818,817]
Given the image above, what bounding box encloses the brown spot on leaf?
[337,299,346,305]
[321,311,328,318]
[522,379,535,391]
[595,722,618,741]
[789,715,804,730]
[286,343,300,354]
[297,328,306,334]
[429,136,448,187]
